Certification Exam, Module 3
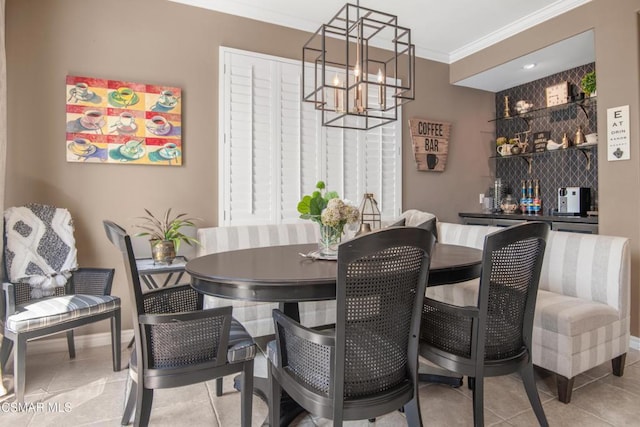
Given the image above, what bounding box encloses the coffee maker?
[557,187,590,215]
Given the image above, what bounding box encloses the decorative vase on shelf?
[500,194,519,214]
[318,224,341,257]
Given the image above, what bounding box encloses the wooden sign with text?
[533,131,550,153]
[409,118,451,172]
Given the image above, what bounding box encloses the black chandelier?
[302,1,415,131]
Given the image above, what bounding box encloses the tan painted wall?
[451,0,640,336]
[4,0,494,333]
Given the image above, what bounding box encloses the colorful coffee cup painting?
[65,75,182,165]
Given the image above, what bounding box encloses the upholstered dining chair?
[103,220,256,427]
[268,227,434,426]
[1,203,121,403]
[392,209,438,241]
[419,221,549,427]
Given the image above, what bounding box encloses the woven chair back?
[336,227,433,398]
[483,234,545,359]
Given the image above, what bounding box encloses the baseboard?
[630,335,640,350]
[25,329,134,355]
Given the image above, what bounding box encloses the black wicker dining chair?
[103,220,256,427]
[1,204,121,404]
[268,227,434,426]
[419,221,549,427]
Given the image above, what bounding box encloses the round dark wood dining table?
[186,242,482,426]
[187,242,482,305]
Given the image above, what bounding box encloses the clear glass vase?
[318,224,341,257]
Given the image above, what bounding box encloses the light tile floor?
[1,345,639,426]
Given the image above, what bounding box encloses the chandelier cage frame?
[302,2,415,131]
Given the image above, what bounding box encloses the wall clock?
[545,82,570,107]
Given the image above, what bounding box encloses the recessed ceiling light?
[523,63,536,70]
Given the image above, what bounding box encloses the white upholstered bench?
[430,222,630,403]
[196,223,336,337]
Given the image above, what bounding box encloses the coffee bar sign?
[409,118,451,172]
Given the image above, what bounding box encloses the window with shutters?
[219,47,402,226]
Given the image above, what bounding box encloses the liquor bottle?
[526,180,534,214]
[494,178,503,212]
[533,179,542,215]
[520,180,527,214]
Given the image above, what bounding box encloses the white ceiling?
[456,29,594,92]
[169,0,594,92]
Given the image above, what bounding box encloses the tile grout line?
[569,380,640,426]
[205,380,223,427]
[448,382,509,424]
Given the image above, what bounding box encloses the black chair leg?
[468,376,475,390]
[14,336,27,403]
[215,377,223,396]
[111,312,122,371]
[612,353,626,376]
[0,336,13,368]
[521,364,548,427]
[403,396,423,426]
[268,364,281,427]
[134,385,153,427]
[240,361,254,427]
[471,376,484,427]
[66,330,76,359]
[121,377,136,425]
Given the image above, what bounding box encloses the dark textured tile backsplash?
[494,63,598,212]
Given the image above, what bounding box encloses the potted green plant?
[581,71,596,97]
[134,208,200,264]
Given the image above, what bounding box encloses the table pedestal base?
[418,362,463,387]
[418,373,463,387]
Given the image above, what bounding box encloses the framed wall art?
[65,75,182,165]
[409,117,451,172]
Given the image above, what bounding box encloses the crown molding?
[169,0,321,33]
[449,0,591,63]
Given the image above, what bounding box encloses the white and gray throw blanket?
[4,204,78,298]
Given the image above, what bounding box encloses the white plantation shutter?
[219,48,401,226]
[324,123,400,218]
[220,51,276,225]
[279,66,303,222]
[379,123,401,218]
[292,64,324,222]
[324,126,345,198]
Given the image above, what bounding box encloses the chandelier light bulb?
[333,74,342,112]
[377,68,385,109]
